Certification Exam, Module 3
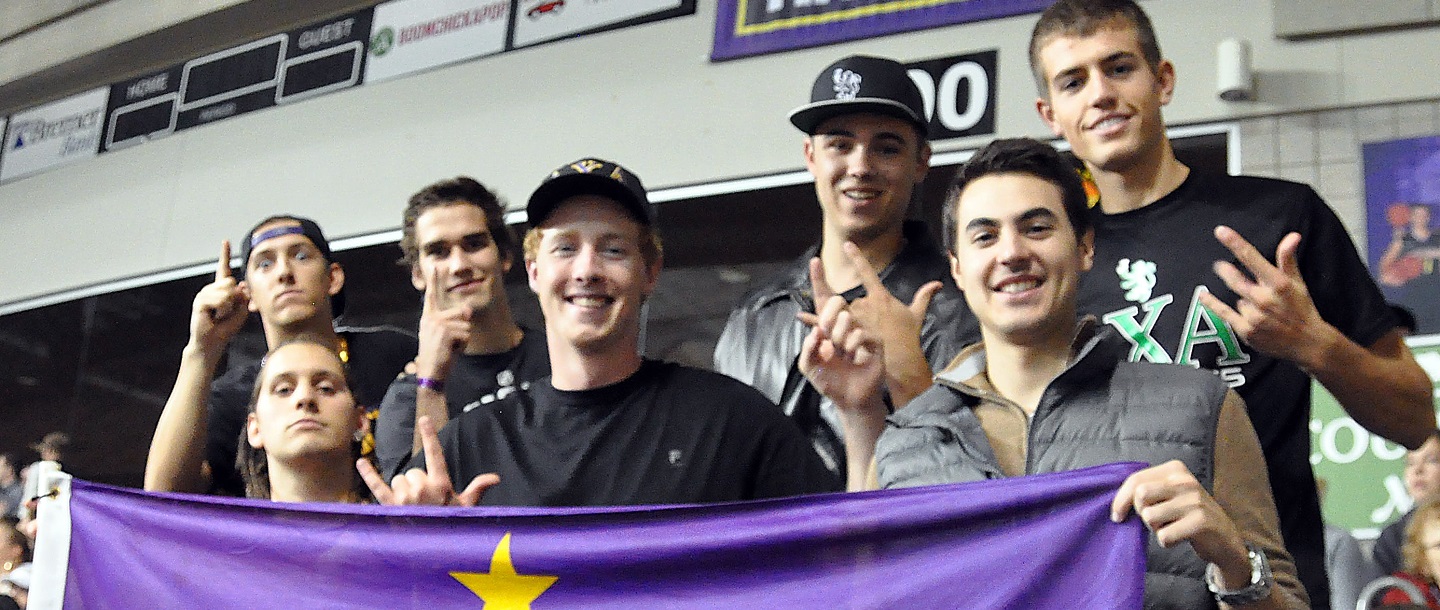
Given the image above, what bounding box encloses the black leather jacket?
[713,221,979,481]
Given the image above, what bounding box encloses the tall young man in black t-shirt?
[364,159,835,507]
[145,216,417,496]
[372,178,551,477]
[1028,1,1435,605]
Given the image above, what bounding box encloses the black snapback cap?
[788,55,928,137]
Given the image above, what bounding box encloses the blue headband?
[251,225,304,247]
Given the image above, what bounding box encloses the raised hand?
[799,261,886,416]
[1198,226,1328,368]
[358,416,499,506]
[802,241,940,407]
[799,261,890,491]
[189,240,250,357]
[414,266,473,384]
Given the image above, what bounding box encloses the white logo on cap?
[832,68,861,101]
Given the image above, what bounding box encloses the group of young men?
[141,0,1433,607]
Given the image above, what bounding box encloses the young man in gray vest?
[806,138,1306,608]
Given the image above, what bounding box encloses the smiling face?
[1034,21,1174,175]
[804,113,930,245]
[244,220,343,327]
[411,203,511,312]
[245,342,363,463]
[525,195,660,355]
[949,172,1094,346]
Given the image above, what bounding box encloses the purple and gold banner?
[42,463,1143,608]
[712,0,1048,61]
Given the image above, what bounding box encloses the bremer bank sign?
[366,0,510,83]
[0,87,108,182]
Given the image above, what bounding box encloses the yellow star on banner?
[451,533,558,609]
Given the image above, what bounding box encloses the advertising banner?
[1364,135,1440,333]
[513,0,694,48]
[0,87,107,183]
[711,0,1047,61]
[365,0,509,83]
[1313,335,1440,536]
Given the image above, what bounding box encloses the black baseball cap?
[236,215,346,319]
[788,55,928,137]
[526,158,655,227]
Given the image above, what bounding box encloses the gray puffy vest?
[875,328,1227,610]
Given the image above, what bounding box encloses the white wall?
[2,0,1440,308]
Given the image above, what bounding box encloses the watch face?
[1205,544,1273,605]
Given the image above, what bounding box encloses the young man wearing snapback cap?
[370,159,833,506]
[715,55,977,485]
[145,215,417,496]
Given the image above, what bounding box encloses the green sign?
[1313,334,1440,537]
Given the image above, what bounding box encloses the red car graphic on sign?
[527,0,563,18]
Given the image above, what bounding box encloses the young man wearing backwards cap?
[145,215,417,496]
[715,55,978,486]
[364,159,834,507]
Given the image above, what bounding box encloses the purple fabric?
[711,0,1051,61]
[62,463,1144,608]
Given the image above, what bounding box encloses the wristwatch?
[1204,543,1273,606]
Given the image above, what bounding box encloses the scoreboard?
[103,11,371,151]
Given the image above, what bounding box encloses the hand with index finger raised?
[415,266,472,381]
[188,240,249,357]
[838,241,939,407]
[360,416,499,506]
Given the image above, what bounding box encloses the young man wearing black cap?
[1028,0,1434,604]
[145,216,417,495]
[369,159,834,506]
[372,178,551,478]
[714,55,977,483]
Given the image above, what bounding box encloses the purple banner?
[1363,135,1440,333]
[711,0,1048,61]
[52,463,1143,608]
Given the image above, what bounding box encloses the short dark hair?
[399,177,516,268]
[1391,303,1419,334]
[943,138,1091,254]
[1028,0,1163,97]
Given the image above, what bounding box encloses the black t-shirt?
[1076,172,1395,607]
[373,329,550,477]
[206,326,418,496]
[412,359,840,506]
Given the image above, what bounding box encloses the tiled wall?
[1237,100,1440,253]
